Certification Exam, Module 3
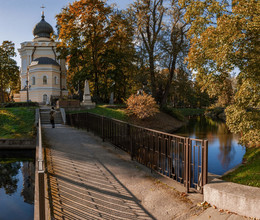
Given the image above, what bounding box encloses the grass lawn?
[0,107,36,139]
[222,147,260,187]
[175,108,205,116]
[67,105,128,121]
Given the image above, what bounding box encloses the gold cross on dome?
[41,4,46,18]
[41,4,45,10]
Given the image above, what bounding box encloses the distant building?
[15,11,68,104]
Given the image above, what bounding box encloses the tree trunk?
[160,57,177,107]
[0,73,4,103]
[149,53,157,99]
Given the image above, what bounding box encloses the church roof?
[31,57,60,66]
[33,14,53,39]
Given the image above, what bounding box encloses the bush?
[126,93,159,119]
[4,102,39,108]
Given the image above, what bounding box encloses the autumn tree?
[132,0,193,106]
[183,0,260,146]
[0,41,19,103]
[159,0,191,106]
[99,10,136,102]
[56,1,136,103]
[56,0,112,101]
[131,0,165,99]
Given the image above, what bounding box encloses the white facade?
[16,14,68,104]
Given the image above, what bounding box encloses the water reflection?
[174,116,246,175]
[0,150,35,220]
[0,162,21,195]
[21,161,35,204]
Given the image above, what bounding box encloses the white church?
[15,11,68,104]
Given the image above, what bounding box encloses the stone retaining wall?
[204,178,260,219]
[0,139,36,149]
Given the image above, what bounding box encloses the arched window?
[54,76,58,85]
[43,76,47,85]
[32,76,36,85]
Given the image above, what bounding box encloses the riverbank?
[67,105,187,132]
[222,147,260,187]
[0,107,36,139]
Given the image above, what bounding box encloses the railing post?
[38,117,45,220]
[185,138,190,193]
[77,113,79,128]
[86,112,89,132]
[202,140,208,193]
[127,124,134,160]
[38,170,45,220]
[102,116,105,142]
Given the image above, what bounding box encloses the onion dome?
[33,13,53,38]
[31,57,60,66]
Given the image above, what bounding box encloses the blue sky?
[0,0,132,67]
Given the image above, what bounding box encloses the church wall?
[17,15,69,104]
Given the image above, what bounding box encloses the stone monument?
[109,92,114,105]
[81,80,96,108]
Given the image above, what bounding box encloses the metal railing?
[37,116,45,219]
[67,112,208,193]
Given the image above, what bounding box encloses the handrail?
[37,116,45,220]
[80,112,188,139]
[38,116,43,171]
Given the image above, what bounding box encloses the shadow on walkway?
[44,125,155,220]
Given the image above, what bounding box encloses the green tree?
[183,0,260,146]
[0,41,19,103]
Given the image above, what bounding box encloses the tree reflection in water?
[174,116,245,175]
[21,161,35,204]
[0,162,21,195]
[217,123,235,169]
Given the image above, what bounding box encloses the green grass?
[175,108,205,116]
[161,106,205,122]
[0,158,34,163]
[0,107,36,139]
[222,147,260,187]
[67,105,128,121]
[161,106,187,121]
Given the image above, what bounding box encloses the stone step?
[40,110,64,124]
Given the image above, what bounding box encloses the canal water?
[0,150,35,220]
[174,116,246,175]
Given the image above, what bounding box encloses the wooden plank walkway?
[43,124,155,220]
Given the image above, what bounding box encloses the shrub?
[126,93,159,119]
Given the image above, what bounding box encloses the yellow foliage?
[126,92,159,119]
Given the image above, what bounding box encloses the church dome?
[33,14,53,38]
[31,57,60,66]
